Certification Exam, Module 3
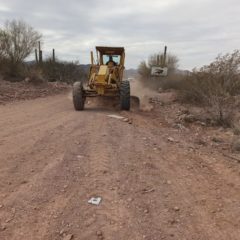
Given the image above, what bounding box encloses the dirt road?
[0,93,240,240]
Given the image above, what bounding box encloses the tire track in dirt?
[0,93,240,240]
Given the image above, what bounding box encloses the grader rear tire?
[73,81,85,111]
[120,80,130,111]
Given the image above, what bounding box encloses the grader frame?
[72,46,130,111]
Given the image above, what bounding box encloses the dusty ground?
[0,79,69,104]
[0,91,240,240]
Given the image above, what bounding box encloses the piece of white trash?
[107,114,124,120]
[88,197,102,205]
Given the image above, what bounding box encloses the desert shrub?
[179,50,240,126]
[136,73,184,92]
[0,19,87,83]
[138,61,151,78]
[0,30,8,60]
[41,59,87,84]
[0,30,10,75]
[24,66,45,84]
[0,58,9,75]
[159,74,185,90]
[148,53,179,74]
[0,19,41,78]
[138,52,179,78]
[138,51,180,90]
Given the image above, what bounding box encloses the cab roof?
[96,46,125,55]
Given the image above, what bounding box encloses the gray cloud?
[0,0,240,69]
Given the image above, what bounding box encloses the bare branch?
[3,19,42,64]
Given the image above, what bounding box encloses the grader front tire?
[73,81,85,111]
[120,80,130,111]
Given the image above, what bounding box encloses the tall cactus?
[52,49,55,62]
[35,48,38,63]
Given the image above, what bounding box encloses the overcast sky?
[0,0,240,69]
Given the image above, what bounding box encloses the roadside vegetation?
[138,50,240,129]
[0,19,85,83]
[138,51,181,90]
[177,51,240,127]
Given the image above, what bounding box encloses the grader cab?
[73,46,130,111]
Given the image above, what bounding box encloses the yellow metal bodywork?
[87,46,125,96]
[96,65,108,95]
[98,65,108,79]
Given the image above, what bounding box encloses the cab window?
[103,55,120,65]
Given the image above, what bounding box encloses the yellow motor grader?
[73,46,130,111]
